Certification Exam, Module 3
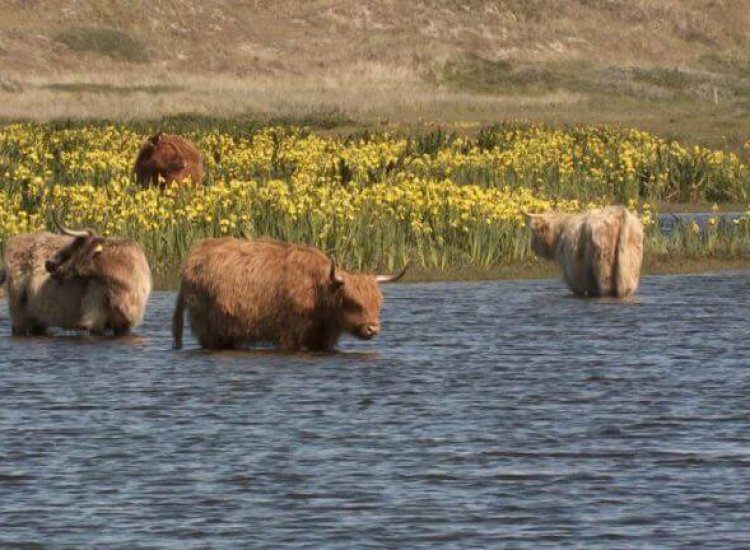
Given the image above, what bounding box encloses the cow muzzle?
[356,323,380,340]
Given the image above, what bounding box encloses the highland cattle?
[172,238,407,350]
[525,205,643,297]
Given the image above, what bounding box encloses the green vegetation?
[647,218,750,262]
[631,67,694,91]
[437,54,588,94]
[1,121,749,289]
[698,52,750,78]
[43,83,181,95]
[55,27,147,63]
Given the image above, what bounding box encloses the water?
[656,211,745,233]
[2,271,750,548]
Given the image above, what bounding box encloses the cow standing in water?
[525,205,644,298]
[2,218,151,335]
[134,132,204,189]
[172,238,408,351]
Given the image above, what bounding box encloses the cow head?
[329,259,408,340]
[45,217,107,281]
[138,132,164,161]
[523,210,561,260]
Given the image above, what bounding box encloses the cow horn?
[376,262,409,284]
[520,209,539,218]
[53,214,94,238]
[329,258,345,286]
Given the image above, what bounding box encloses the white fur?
[528,206,644,297]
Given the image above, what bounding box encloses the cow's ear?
[329,258,345,289]
[150,132,163,144]
[90,238,105,256]
[533,219,549,234]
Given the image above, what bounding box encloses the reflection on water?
[2,271,750,547]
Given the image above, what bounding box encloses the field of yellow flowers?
[2,121,750,286]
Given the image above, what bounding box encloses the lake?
[1,271,749,548]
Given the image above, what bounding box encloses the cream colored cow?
[525,205,644,297]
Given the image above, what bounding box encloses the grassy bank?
[1,255,746,294]
[386,257,750,285]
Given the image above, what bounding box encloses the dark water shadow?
[177,346,380,361]
[8,332,149,345]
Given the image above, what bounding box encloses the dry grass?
[4,69,749,149]
[4,1,749,70]
[3,1,750,145]
[0,68,585,122]
[0,257,746,292]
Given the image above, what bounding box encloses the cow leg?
[563,252,591,297]
[316,327,340,352]
[9,303,32,335]
[136,168,151,188]
[583,232,613,296]
[112,326,132,337]
[10,312,46,335]
[298,322,338,352]
[107,302,132,337]
[280,333,304,352]
[28,322,47,336]
[198,333,234,350]
[594,255,615,296]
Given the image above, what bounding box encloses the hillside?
[2,0,750,143]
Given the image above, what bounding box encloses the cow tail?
[0,267,5,287]
[172,285,185,349]
[614,208,644,297]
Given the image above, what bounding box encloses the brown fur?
[3,231,151,335]
[527,205,644,298]
[134,132,204,189]
[173,238,404,351]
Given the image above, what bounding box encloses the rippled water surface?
[2,271,750,548]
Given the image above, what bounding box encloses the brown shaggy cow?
[525,205,644,298]
[134,132,204,189]
[2,218,151,335]
[172,238,408,351]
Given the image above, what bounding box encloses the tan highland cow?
[172,238,408,351]
[134,132,204,189]
[2,218,151,335]
[525,205,644,298]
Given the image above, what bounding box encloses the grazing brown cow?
[525,205,644,298]
[2,218,151,335]
[134,132,204,189]
[172,238,408,351]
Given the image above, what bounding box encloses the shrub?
[55,27,147,63]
